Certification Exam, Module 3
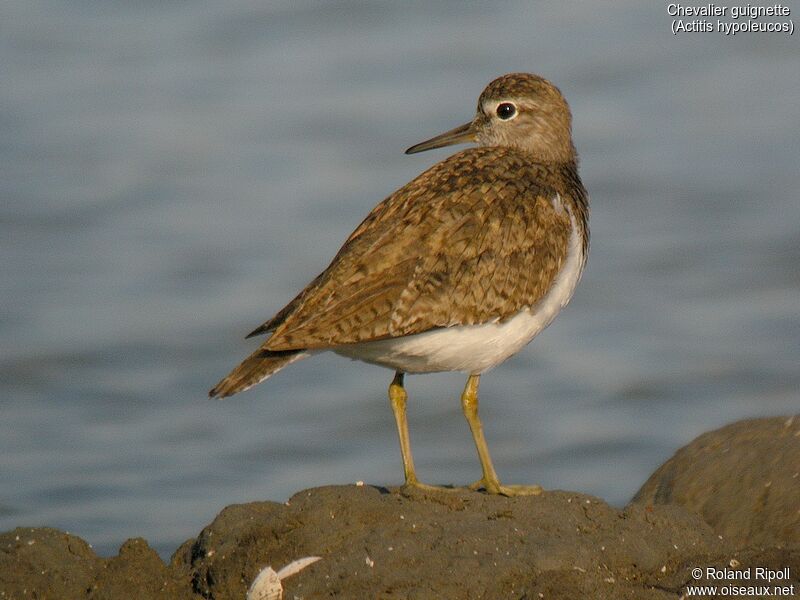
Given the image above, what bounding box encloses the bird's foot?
[468,478,543,497]
[400,479,461,494]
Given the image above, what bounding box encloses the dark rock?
[181,484,728,599]
[632,415,800,548]
[635,547,800,600]
[0,530,195,600]
[0,527,100,598]
[173,500,291,598]
[2,417,798,599]
[89,538,195,600]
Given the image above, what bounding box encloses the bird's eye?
[496,102,517,120]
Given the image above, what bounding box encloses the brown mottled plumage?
[262,150,585,348]
[210,73,589,496]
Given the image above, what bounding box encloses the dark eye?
[496,102,517,120]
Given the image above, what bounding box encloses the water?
[2,2,798,557]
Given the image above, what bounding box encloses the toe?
[497,484,543,497]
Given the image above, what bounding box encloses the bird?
[210,73,589,496]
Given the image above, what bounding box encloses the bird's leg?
[462,374,542,497]
[388,371,455,493]
[388,371,419,486]
[461,374,501,491]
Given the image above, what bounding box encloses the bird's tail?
[209,348,308,398]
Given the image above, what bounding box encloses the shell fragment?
[247,556,321,600]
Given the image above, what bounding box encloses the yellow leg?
[388,371,419,485]
[462,374,542,497]
[388,372,456,493]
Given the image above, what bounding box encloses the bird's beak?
[405,121,476,155]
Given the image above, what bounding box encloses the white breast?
[334,204,585,375]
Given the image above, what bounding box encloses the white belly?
[334,208,585,375]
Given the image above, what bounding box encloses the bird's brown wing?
[261,148,575,351]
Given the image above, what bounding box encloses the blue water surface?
[2,2,798,556]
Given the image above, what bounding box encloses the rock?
[169,485,733,599]
[632,415,800,548]
[0,527,100,598]
[90,538,194,600]
[0,529,193,600]
[2,417,799,599]
[172,500,291,598]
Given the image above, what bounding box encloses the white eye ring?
[495,102,517,120]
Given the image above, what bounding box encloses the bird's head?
[406,73,574,163]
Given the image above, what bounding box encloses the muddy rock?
[633,415,800,548]
[2,417,798,599]
[89,537,194,600]
[0,527,101,598]
[176,485,730,598]
[0,486,750,599]
[0,529,194,600]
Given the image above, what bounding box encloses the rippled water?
[2,2,798,557]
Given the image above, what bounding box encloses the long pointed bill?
[405,121,476,155]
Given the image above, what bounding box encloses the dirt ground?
[2,416,798,599]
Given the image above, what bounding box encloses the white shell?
[247,556,321,600]
[247,567,281,600]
